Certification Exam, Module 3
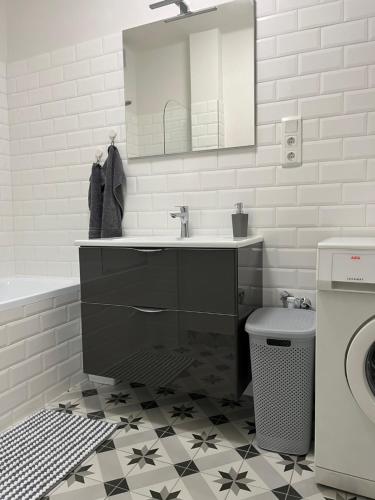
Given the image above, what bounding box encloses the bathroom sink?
[75,234,263,248]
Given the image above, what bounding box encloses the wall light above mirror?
[122,0,255,160]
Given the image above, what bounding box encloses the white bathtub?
[0,276,84,430]
[0,276,80,312]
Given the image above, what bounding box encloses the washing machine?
[316,237,375,499]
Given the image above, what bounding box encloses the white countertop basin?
[75,235,263,249]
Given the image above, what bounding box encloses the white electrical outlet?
[281,116,302,168]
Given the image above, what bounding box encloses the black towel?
[101,145,125,238]
[88,162,105,239]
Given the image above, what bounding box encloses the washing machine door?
[346,317,375,424]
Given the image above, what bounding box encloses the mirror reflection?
[122,0,255,159]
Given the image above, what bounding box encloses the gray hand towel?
[88,162,105,239]
[101,145,125,238]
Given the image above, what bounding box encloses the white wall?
[4,0,375,308]
[5,0,228,62]
[5,0,168,62]
[0,61,13,277]
[0,0,13,277]
[0,0,7,61]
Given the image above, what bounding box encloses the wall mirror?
[122,0,255,159]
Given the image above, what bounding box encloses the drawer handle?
[129,248,165,253]
[130,306,166,313]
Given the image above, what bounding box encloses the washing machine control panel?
[318,247,375,290]
[332,253,375,283]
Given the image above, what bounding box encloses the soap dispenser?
[232,202,248,238]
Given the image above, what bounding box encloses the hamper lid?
[245,307,316,339]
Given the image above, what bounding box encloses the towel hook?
[95,147,104,164]
[109,129,117,146]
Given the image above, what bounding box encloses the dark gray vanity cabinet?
[79,243,262,399]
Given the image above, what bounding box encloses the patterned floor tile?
[173,471,231,499]
[285,447,364,500]
[250,440,292,460]
[150,433,200,464]
[112,427,160,454]
[48,477,107,499]
[48,393,139,423]
[209,417,256,449]
[115,414,151,435]
[47,388,83,406]
[78,451,182,497]
[105,405,146,423]
[151,392,193,406]
[185,428,223,454]
[185,395,225,417]
[165,399,209,423]
[103,477,132,497]
[86,381,153,399]
[161,393,254,421]
[46,401,83,415]
[224,484,278,500]
[155,396,219,436]
[272,484,292,500]
[103,492,147,499]
[173,459,200,478]
[285,479,355,500]
[248,492,285,500]
[286,454,315,483]
[215,405,255,425]
[214,468,275,500]
[214,396,254,416]
[174,467,275,500]
[135,403,178,430]
[129,478,181,499]
[171,416,217,436]
[126,460,181,494]
[151,386,181,402]
[239,453,294,491]
[79,449,137,483]
[39,381,364,500]
[193,448,245,477]
[74,386,146,419]
[189,435,242,465]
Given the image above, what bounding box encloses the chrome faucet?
[170,205,190,238]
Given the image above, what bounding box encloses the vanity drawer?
[82,302,246,399]
[80,247,178,309]
[81,303,180,381]
[179,249,237,314]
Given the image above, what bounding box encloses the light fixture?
[149,0,217,23]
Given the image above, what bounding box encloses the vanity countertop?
[75,235,263,249]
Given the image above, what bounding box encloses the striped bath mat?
[0,408,117,500]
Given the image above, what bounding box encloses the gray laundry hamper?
[245,307,316,455]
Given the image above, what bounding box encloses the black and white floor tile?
[42,381,368,500]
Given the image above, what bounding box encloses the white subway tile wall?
[0,289,84,430]
[1,0,374,307]
[0,60,14,277]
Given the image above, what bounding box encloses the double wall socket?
[281,116,302,168]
